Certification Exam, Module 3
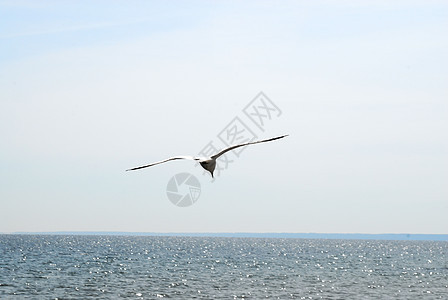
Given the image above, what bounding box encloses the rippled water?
[0,235,447,299]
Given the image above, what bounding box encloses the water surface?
[0,235,446,299]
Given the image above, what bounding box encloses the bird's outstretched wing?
[126,156,197,171]
[211,134,288,160]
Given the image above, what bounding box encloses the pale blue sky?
[1,1,447,234]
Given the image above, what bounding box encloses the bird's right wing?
[126,156,197,171]
[211,134,288,160]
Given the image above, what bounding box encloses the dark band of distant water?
[1,235,447,299]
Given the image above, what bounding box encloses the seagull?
[126,134,288,178]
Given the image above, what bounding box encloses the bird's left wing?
[126,156,197,171]
[211,134,288,160]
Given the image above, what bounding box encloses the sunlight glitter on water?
[0,235,447,299]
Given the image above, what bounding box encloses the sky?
[1,0,447,234]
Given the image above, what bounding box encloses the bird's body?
[126,134,288,178]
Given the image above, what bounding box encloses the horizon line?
[2,231,447,241]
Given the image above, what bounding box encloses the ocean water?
[0,235,446,299]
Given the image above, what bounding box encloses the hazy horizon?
[3,231,447,242]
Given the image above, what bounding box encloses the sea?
[0,235,446,299]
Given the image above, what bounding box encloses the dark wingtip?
[274,134,288,140]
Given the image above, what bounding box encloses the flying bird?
[126,134,288,178]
